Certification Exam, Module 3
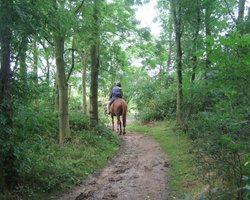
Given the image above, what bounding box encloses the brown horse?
[109,98,127,135]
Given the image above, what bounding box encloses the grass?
[127,120,206,200]
[6,127,121,200]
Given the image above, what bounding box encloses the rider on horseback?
[107,82,123,114]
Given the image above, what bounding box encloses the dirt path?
[55,132,169,200]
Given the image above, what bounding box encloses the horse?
[108,98,127,135]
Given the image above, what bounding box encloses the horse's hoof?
[123,132,126,135]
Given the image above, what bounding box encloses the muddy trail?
[55,132,169,200]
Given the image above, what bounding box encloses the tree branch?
[223,0,237,24]
[74,0,86,14]
[67,49,75,82]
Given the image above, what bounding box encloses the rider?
[107,82,123,114]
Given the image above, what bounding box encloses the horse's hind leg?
[123,125,126,135]
[122,114,126,135]
[117,116,122,135]
[111,116,114,131]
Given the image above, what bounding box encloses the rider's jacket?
[110,86,123,102]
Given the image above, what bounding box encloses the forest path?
[55,132,169,200]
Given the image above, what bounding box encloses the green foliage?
[11,128,120,199]
[1,0,250,198]
[182,31,250,199]
[14,104,58,139]
[70,111,90,131]
[2,105,120,199]
[133,73,176,122]
[2,85,120,199]
[188,110,250,199]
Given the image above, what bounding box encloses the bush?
[188,110,250,199]
[14,103,58,139]
[135,77,176,122]
[7,123,120,199]
[0,96,120,199]
[70,111,90,131]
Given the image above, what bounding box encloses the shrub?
[69,111,90,131]
[188,110,250,199]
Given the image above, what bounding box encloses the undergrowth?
[1,106,120,200]
[15,129,120,200]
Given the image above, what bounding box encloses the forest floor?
[54,130,170,200]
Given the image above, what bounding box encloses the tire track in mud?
[56,132,169,200]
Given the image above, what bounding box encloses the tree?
[54,34,71,144]
[170,0,183,125]
[19,35,28,87]
[32,37,39,84]
[0,0,17,191]
[81,48,88,114]
[89,0,101,126]
[237,0,246,34]
[53,0,71,144]
[191,0,201,83]
[204,0,213,74]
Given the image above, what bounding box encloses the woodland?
[0,0,250,199]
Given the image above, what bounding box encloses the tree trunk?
[82,49,88,114]
[20,36,28,86]
[46,54,50,83]
[237,0,246,34]
[205,4,212,73]
[89,44,100,126]
[41,40,50,83]
[167,17,173,70]
[170,0,183,125]
[188,0,201,118]
[89,0,100,126]
[191,0,201,82]
[32,37,38,84]
[0,3,16,190]
[54,35,71,145]
[54,75,59,111]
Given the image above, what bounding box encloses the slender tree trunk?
[167,17,173,70]
[188,0,201,118]
[245,8,250,33]
[205,5,212,73]
[46,54,50,82]
[66,48,75,82]
[54,76,59,111]
[89,0,100,126]
[90,44,100,125]
[82,49,88,114]
[54,35,71,144]
[32,37,38,84]
[237,0,247,59]
[111,60,116,86]
[41,40,50,83]
[201,2,213,110]
[191,0,201,82]
[237,0,246,34]
[236,5,246,199]
[170,0,183,125]
[20,36,28,86]
[0,2,16,189]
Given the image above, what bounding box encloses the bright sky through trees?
[135,1,161,36]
